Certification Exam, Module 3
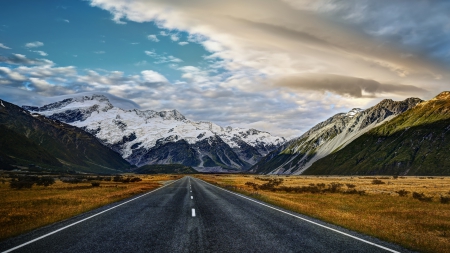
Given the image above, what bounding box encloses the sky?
[1,0,450,138]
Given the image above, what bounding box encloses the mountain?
[305,91,450,176]
[135,164,197,174]
[23,95,286,171]
[0,98,131,173]
[251,97,422,174]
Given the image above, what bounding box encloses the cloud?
[0,53,53,66]
[94,51,105,54]
[144,50,182,64]
[6,0,447,137]
[147,34,159,42]
[170,34,179,41]
[178,41,189,46]
[25,41,44,48]
[141,70,168,83]
[276,74,427,98]
[31,50,48,56]
[0,43,11,49]
[134,60,148,66]
[64,19,70,23]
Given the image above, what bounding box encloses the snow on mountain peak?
[346,108,363,118]
[23,95,286,169]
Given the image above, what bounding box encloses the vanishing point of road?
[0,177,412,253]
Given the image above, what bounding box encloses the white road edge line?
[192,208,196,217]
[197,178,400,253]
[2,178,182,253]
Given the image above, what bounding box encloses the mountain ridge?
[24,95,286,171]
[0,98,131,173]
[250,96,423,174]
[305,91,450,175]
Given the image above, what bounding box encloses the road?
[0,177,411,253]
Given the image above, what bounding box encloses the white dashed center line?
[192,208,196,217]
[191,196,193,199]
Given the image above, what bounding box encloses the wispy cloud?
[178,42,188,46]
[0,43,11,49]
[147,34,159,42]
[94,51,105,54]
[31,50,48,56]
[25,41,44,48]
[144,50,182,63]
[134,60,148,66]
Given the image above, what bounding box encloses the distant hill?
[135,164,197,174]
[0,98,131,173]
[305,91,450,176]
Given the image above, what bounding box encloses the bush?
[412,192,433,202]
[343,189,366,195]
[346,183,356,189]
[61,177,81,184]
[440,196,450,204]
[113,176,123,182]
[36,177,55,187]
[396,189,409,197]
[328,182,343,193]
[130,177,142,182]
[372,179,385,185]
[10,177,35,189]
[91,182,100,187]
[245,181,259,191]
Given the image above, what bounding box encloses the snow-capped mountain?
[250,97,423,175]
[23,95,286,171]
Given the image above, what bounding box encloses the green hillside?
[305,92,450,176]
[0,99,131,173]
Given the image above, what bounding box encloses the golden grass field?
[196,174,450,253]
[0,174,181,240]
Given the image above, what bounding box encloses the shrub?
[412,192,433,202]
[328,182,343,193]
[396,189,409,197]
[91,182,100,187]
[372,179,385,185]
[316,183,326,188]
[440,196,450,204]
[245,181,259,191]
[130,177,142,182]
[36,177,55,187]
[113,176,123,182]
[346,183,356,189]
[61,177,81,184]
[10,176,38,189]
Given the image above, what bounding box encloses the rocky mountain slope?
[24,95,286,171]
[305,91,450,176]
[251,97,422,174]
[0,99,131,173]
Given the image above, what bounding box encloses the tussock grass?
[0,174,181,240]
[197,175,450,253]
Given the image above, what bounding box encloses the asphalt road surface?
[0,177,412,253]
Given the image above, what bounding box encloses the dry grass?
[0,174,181,240]
[196,174,450,253]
